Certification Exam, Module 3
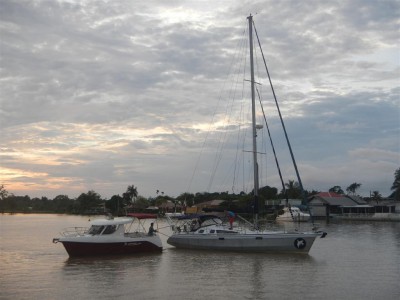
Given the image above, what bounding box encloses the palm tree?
[346,182,362,195]
[284,180,301,199]
[123,185,138,211]
[391,168,400,201]
[371,190,382,204]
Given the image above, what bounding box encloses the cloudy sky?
[1,0,399,199]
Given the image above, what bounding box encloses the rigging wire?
[252,20,314,225]
[255,86,288,203]
[255,86,296,227]
[207,26,248,192]
[185,23,248,194]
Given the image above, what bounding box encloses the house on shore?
[308,192,399,220]
[159,200,182,213]
[308,192,367,218]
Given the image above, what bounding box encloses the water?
[1,214,399,300]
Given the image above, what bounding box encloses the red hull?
[61,241,162,257]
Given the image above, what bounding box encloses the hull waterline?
[60,241,162,257]
[167,232,319,253]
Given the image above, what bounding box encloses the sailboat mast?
[248,14,259,227]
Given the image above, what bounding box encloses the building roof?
[346,195,368,205]
[314,192,343,198]
[159,200,181,209]
[309,192,359,206]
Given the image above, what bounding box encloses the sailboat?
[167,15,326,253]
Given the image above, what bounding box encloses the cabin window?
[210,230,215,233]
[102,225,117,234]
[199,230,205,233]
[88,225,104,235]
[216,230,235,234]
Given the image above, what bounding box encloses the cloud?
[1,0,398,198]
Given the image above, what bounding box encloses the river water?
[1,214,399,300]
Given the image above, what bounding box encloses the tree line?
[1,167,399,215]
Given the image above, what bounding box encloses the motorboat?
[276,207,311,222]
[53,213,162,257]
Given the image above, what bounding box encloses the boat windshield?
[88,225,104,235]
[102,225,117,234]
[88,225,118,235]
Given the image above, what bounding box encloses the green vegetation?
[329,186,344,194]
[346,182,362,195]
[391,168,400,201]
[1,167,399,214]
[0,183,288,215]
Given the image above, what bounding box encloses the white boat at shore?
[165,212,185,219]
[276,207,310,222]
[53,213,162,257]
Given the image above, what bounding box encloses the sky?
[0,0,399,200]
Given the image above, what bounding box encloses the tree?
[106,195,124,215]
[53,195,73,213]
[371,191,382,204]
[283,180,301,199]
[176,192,194,207]
[259,186,278,200]
[329,186,344,194]
[346,182,362,195]
[0,185,9,200]
[391,167,400,201]
[123,185,138,208]
[76,190,103,214]
[134,196,150,211]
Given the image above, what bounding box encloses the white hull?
[276,207,310,222]
[167,231,319,253]
[276,215,310,222]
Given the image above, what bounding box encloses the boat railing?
[60,227,89,237]
[124,232,147,238]
[276,221,322,233]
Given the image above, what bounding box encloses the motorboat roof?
[90,217,133,226]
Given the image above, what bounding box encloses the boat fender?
[320,232,327,238]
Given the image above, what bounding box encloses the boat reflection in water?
[53,213,162,257]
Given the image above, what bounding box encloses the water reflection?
[160,249,317,300]
[2,214,399,300]
[61,252,164,300]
